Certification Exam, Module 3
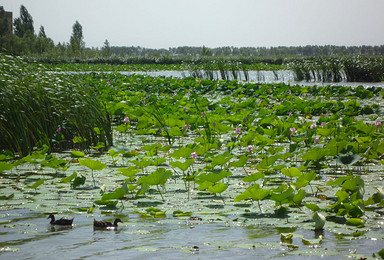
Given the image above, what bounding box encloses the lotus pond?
[1,61,384,259]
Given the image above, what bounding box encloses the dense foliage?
[0,54,112,156]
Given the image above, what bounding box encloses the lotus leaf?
[138,168,173,186]
[71,151,85,158]
[280,233,293,243]
[317,128,335,137]
[197,171,231,184]
[91,142,105,150]
[60,172,77,183]
[142,143,162,152]
[170,159,194,172]
[101,185,128,200]
[342,176,364,192]
[132,158,151,168]
[302,236,323,245]
[0,161,13,172]
[93,199,118,208]
[338,153,361,166]
[292,189,306,204]
[117,167,139,178]
[377,248,384,259]
[304,204,320,212]
[270,185,294,206]
[210,152,232,167]
[242,172,265,183]
[295,171,316,189]
[207,183,227,194]
[169,147,194,159]
[72,175,86,188]
[79,158,106,171]
[346,218,364,227]
[281,167,302,178]
[234,184,270,202]
[172,210,192,217]
[229,155,247,168]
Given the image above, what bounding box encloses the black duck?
[93,218,122,229]
[47,214,74,225]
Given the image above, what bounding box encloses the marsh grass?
[289,55,384,82]
[0,54,112,156]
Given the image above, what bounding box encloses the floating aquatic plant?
[79,158,107,187]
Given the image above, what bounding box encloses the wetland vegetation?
[1,5,384,258]
[1,53,384,258]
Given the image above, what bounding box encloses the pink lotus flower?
[183,124,188,131]
[314,137,320,144]
[190,152,198,159]
[56,127,61,133]
[183,107,187,112]
[201,112,206,118]
[375,121,381,127]
[290,127,297,134]
[247,145,253,152]
[321,122,326,128]
[124,117,130,123]
[310,123,316,129]
[234,128,241,134]
[213,122,216,127]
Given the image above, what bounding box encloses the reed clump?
[289,55,384,82]
[0,54,112,156]
[187,58,250,81]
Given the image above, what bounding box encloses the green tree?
[36,26,54,55]
[38,25,46,38]
[101,39,111,57]
[14,5,34,38]
[201,45,212,56]
[0,7,10,37]
[70,20,85,57]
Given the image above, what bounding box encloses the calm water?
[1,208,383,259]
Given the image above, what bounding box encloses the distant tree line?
[1,5,384,62]
[111,45,384,57]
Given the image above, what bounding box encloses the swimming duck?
[93,218,122,229]
[47,214,74,225]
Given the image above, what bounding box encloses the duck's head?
[47,214,54,220]
[114,218,123,226]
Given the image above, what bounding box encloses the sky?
[2,0,384,49]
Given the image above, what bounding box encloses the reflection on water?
[117,70,384,88]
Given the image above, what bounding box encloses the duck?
[47,214,74,225]
[93,218,122,229]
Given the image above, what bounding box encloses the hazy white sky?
[2,0,384,48]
